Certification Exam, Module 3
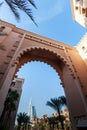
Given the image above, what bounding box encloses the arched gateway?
[0,20,87,130]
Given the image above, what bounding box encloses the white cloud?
[36,0,66,23]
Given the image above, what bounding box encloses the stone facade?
[9,77,24,130]
[70,0,87,28]
[0,20,87,130]
[76,33,87,65]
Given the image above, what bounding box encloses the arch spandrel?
[18,34,73,60]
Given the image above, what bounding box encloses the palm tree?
[0,88,19,125]
[48,117,56,130]
[17,112,31,130]
[0,0,37,25]
[23,114,31,130]
[46,96,67,130]
[16,112,23,130]
[0,123,9,130]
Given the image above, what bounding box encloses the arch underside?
[15,48,67,84]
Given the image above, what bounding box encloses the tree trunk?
[57,109,64,130]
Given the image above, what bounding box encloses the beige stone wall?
[0,20,87,130]
[9,77,24,130]
[76,33,87,65]
[70,0,87,28]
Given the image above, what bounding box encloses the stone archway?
[0,20,87,130]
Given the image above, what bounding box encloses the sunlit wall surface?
[76,33,87,65]
[70,0,87,28]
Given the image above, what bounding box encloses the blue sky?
[0,0,86,118]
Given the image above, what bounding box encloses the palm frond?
[13,0,37,25]
[5,0,20,20]
[28,0,37,9]
[4,0,37,25]
[59,96,67,107]
[0,2,3,6]
[46,101,57,111]
[46,98,60,111]
[46,96,67,113]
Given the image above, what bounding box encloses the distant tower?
[32,106,37,119]
[70,0,87,28]
[28,100,37,121]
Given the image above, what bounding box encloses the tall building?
[28,100,37,121]
[76,33,87,65]
[70,0,87,28]
[9,77,24,130]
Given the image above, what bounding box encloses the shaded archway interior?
[15,48,66,83]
